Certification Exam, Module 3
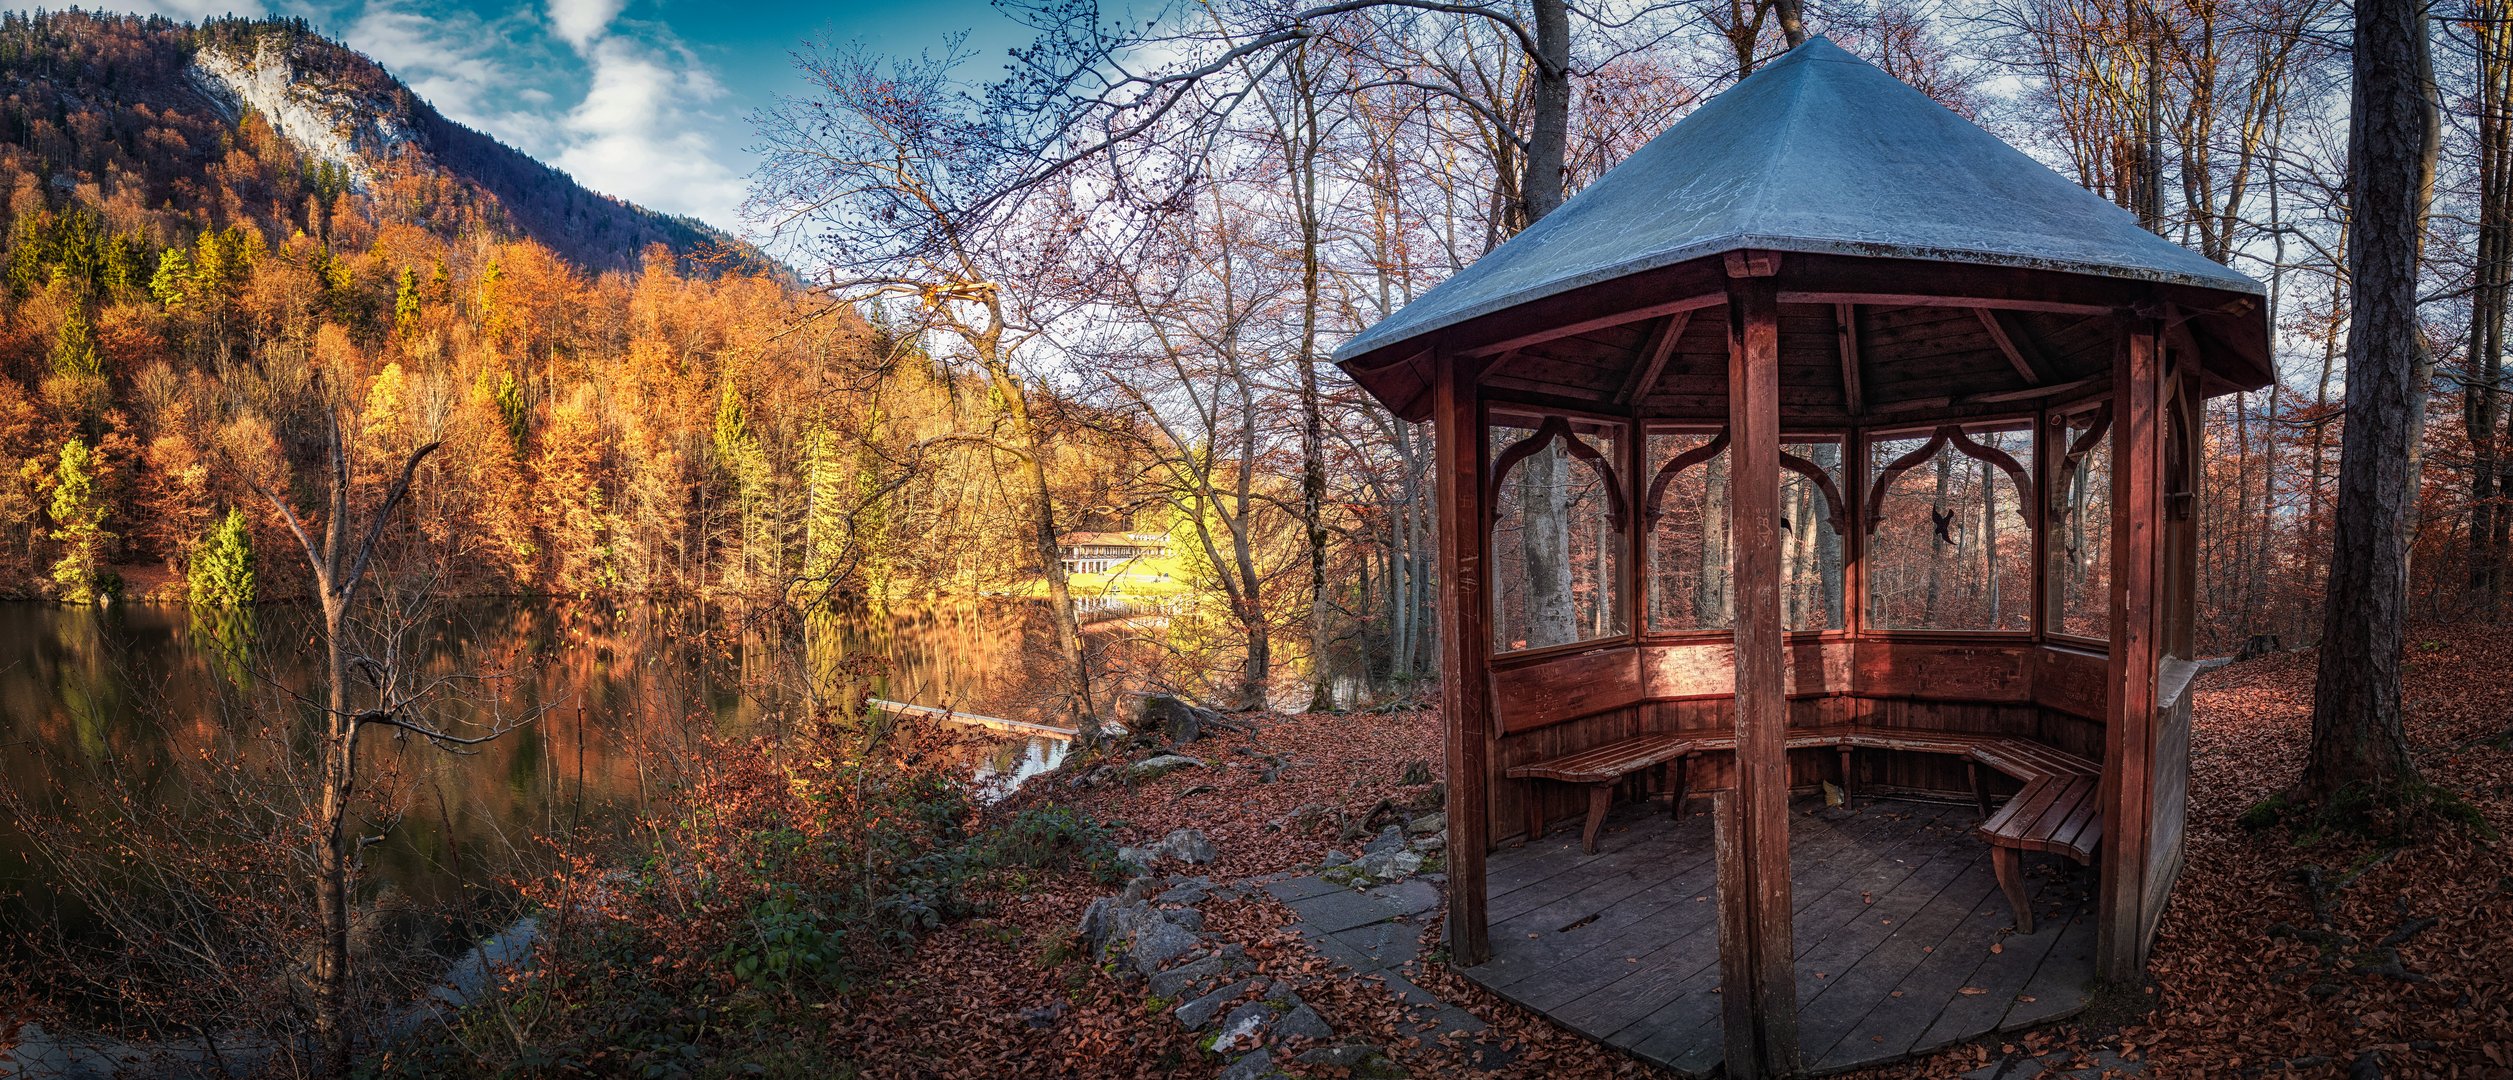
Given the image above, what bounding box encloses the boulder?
[1364,825,1406,856]
[1208,1001,1276,1054]
[1137,694,1226,744]
[1217,1049,1285,1080]
[1353,847,1423,882]
[1149,948,1246,999]
[1127,916,1203,976]
[1131,754,1208,780]
[1157,876,1214,906]
[1176,978,1262,1030]
[1404,812,1445,836]
[1273,1003,1333,1041]
[1159,828,1219,864]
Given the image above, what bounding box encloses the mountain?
[0,10,746,273]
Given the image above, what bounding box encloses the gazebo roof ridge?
[1335,34,2264,369]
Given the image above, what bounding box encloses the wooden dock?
[1467,795,2096,1075]
[869,698,1079,741]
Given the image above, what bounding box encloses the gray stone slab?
[1287,878,1440,934]
[1262,875,1342,903]
[1329,917,1426,972]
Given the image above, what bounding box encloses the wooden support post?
[2098,319,2165,983]
[1434,349,1495,967]
[1718,269,1799,1076]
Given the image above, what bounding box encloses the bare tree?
[2300,0,2436,810]
[749,40,1104,737]
[232,405,535,1074]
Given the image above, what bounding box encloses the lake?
[0,599,1090,955]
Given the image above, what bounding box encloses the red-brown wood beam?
[1616,310,1692,406]
[1433,349,1495,967]
[1719,272,1799,1076]
[1460,293,1724,359]
[2098,319,2165,983]
[1976,307,2062,386]
[1834,303,1865,416]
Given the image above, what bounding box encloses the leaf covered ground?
[518,630,2512,1079]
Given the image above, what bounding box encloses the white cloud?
[340,1,556,151]
[538,1,748,229]
[545,0,623,50]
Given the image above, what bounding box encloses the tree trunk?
[2301,0,2430,802]
[2467,5,2513,610]
[315,595,353,1076]
[1520,443,1577,647]
[980,344,1096,738]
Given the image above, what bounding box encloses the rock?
[1157,876,1214,906]
[1020,1002,1065,1029]
[1162,827,1219,864]
[1217,1048,1284,1080]
[1273,1003,1333,1041]
[1353,846,1423,882]
[1282,801,1331,832]
[1404,812,1445,836]
[1149,949,1246,999]
[1209,1001,1276,1054]
[1176,978,1262,1030]
[1397,759,1434,786]
[1075,897,1121,946]
[1118,829,1215,875]
[1121,877,1158,903]
[1409,835,1445,853]
[1128,916,1203,976]
[1364,825,1405,856]
[1137,694,1226,744]
[1131,753,1208,780]
[1321,850,1353,868]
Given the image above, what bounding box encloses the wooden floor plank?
[1466,795,2097,1079]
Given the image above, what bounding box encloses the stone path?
[1264,871,1518,1070]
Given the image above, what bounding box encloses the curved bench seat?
[1509,725,2103,931]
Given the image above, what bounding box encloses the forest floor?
[829,631,2512,1079]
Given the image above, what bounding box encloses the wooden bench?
[1975,772,2100,932]
[1505,734,1693,854]
[1510,726,2102,930]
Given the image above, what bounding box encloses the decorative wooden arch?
[1641,426,1848,538]
[1860,423,2038,535]
[1488,415,1630,532]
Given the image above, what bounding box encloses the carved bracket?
[1488,415,1629,532]
[1643,427,1730,529]
[1640,429,1849,538]
[2049,400,2114,529]
[1864,425,2039,535]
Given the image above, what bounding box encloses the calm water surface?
[0,599,1079,945]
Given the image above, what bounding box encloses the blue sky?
[83,0,1044,233]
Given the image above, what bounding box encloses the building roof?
[1333,35,2263,367]
[1060,532,1168,549]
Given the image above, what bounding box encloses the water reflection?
[0,599,1083,946]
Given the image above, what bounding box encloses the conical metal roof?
[1335,35,2263,365]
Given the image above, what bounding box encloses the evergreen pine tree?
[51,305,100,380]
[46,438,115,603]
[149,246,191,308]
[186,507,256,606]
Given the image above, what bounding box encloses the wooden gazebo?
[1335,38,2268,1077]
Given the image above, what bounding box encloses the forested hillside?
[0,11,1134,606]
